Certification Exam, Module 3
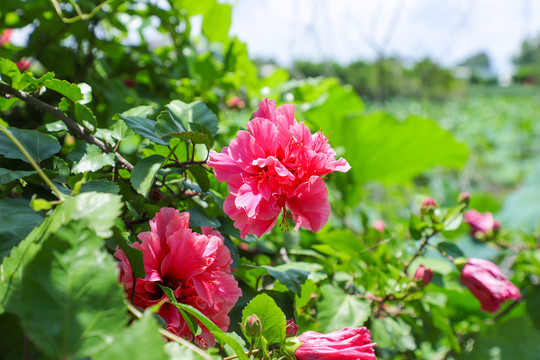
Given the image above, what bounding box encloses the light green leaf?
[121,105,155,118]
[0,168,35,185]
[0,127,60,162]
[202,3,232,42]
[43,78,83,101]
[71,144,115,173]
[131,155,165,196]
[241,293,286,345]
[95,311,168,360]
[317,284,371,333]
[74,102,97,131]
[165,342,220,360]
[112,119,135,141]
[18,220,128,359]
[342,113,468,183]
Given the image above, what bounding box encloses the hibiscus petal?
[287,176,330,233]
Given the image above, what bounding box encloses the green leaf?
[317,284,371,333]
[61,192,123,238]
[409,214,428,240]
[95,311,168,360]
[201,3,232,42]
[155,101,218,146]
[0,198,43,259]
[165,342,220,360]
[527,287,540,331]
[437,241,464,259]
[43,78,83,101]
[0,58,21,84]
[162,291,248,360]
[241,293,286,345]
[0,193,122,314]
[112,119,135,141]
[264,265,308,296]
[186,207,221,228]
[121,105,155,118]
[188,164,210,192]
[296,279,317,309]
[71,144,115,173]
[74,102,97,131]
[18,220,128,359]
[332,112,468,184]
[79,179,119,194]
[171,130,212,146]
[160,285,201,336]
[121,115,168,145]
[461,316,540,359]
[371,317,416,352]
[131,155,165,196]
[0,127,60,162]
[112,226,145,279]
[0,168,35,185]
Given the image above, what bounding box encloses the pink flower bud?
[243,314,262,338]
[460,258,521,313]
[421,197,437,209]
[226,96,245,109]
[0,29,12,46]
[286,318,299,337]
[372,220,385,233]
[458,192,470,205]
[16,58,31,72]
[464,210,500,240]
[295,327,377,360]
[414,265,433,285]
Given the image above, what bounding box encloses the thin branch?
[0,83,134,171]
[0,124,65,200]
[163,160,206,169]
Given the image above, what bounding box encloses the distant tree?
[513,35,540,84]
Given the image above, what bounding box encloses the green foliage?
[0,0,538,359]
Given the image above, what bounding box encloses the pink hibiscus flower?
[461,257,521,313]
[115,208,242,348]
[464,209,500,240]
[208,98,350,237]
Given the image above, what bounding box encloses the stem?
[49,0,115,23]
[247,338,255,358]
[163,160,206,169]
[403,230,438,276]
[0,124,65,200]
[223,349,261,360]
[126,303,214,360]
[0,83,134,171]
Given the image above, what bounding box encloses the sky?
[229,0,540,75]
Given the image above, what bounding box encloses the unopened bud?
[420,197,437,217]
[372,220,385,233]
[149,189,163,202]
[286,318,299,337]
[458,192,470,206]
[414,265,433,285]
[243,314,262,339]
[281,337,303,359]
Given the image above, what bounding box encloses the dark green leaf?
[112,226,145,279]
[187,207,221,228]
[131,155,165,196]
[188,164,210,192]
[437,241,464,258]
[79,179,119,194]
[18,220,128,359]
[0,127,60,162]
[0,168,35,185]
[0,198,43,259]
[121,115,168,145]
[409,214,428,240]
[264,265,308,296]
[156,101,218,141]
[527,287,540,331]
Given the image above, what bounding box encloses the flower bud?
[458,192,470,206]
[414,265,433,285]
[281,337,303,359]
[286,318,299,337]
[420,197,437,217]
[372,220,385,233]
[243,314,262,339]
